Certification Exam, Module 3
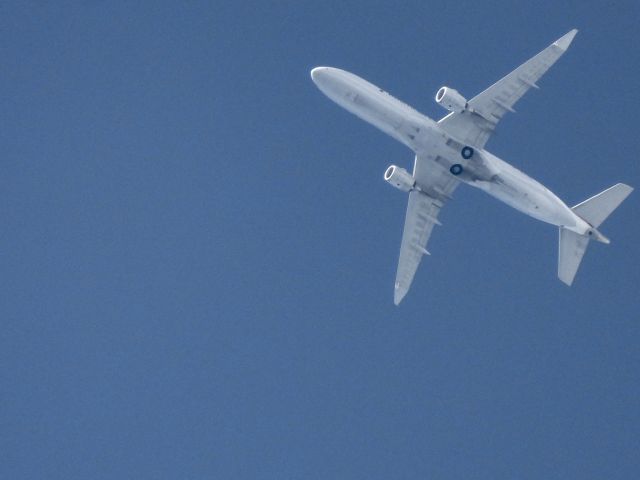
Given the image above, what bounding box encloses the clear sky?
[1,1,639,479]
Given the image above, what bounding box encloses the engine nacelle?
[435,86,467,113]
[384,165,415,192]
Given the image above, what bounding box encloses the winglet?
[554,29,578,51]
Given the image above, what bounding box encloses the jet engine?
[384,165,415,192]
[435,86,467,113]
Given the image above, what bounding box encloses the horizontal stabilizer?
[558,228,589,286]
[572,183,633,227]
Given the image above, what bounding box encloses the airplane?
[310,29,633,305]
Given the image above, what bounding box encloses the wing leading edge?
[438,29,578,149]
[394,155,459,304]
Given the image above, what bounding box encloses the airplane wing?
[394,155,459,304]
[437,29,578,149]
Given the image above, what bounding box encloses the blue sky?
[1,1,639,479]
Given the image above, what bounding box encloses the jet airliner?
[310,30,633,304]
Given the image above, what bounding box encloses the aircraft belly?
[315,70,435,150]
[350,91,403,130]
[474,162,576,227]
[348,93,436,149]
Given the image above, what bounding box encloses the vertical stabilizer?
[558,228,590,285]
[571,183,633,227]
[559,183,632,286]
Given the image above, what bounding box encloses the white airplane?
[310,29,633,305]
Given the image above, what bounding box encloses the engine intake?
[435,86,467,113]
[384,165,414,192]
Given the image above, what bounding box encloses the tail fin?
[558,228,590,285]
[558,183,633,285]
[571,183,633,227]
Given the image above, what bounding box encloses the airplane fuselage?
[311,67,591,235]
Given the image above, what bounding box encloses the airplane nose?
[310,66,349,101]
[310,66,328,83]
